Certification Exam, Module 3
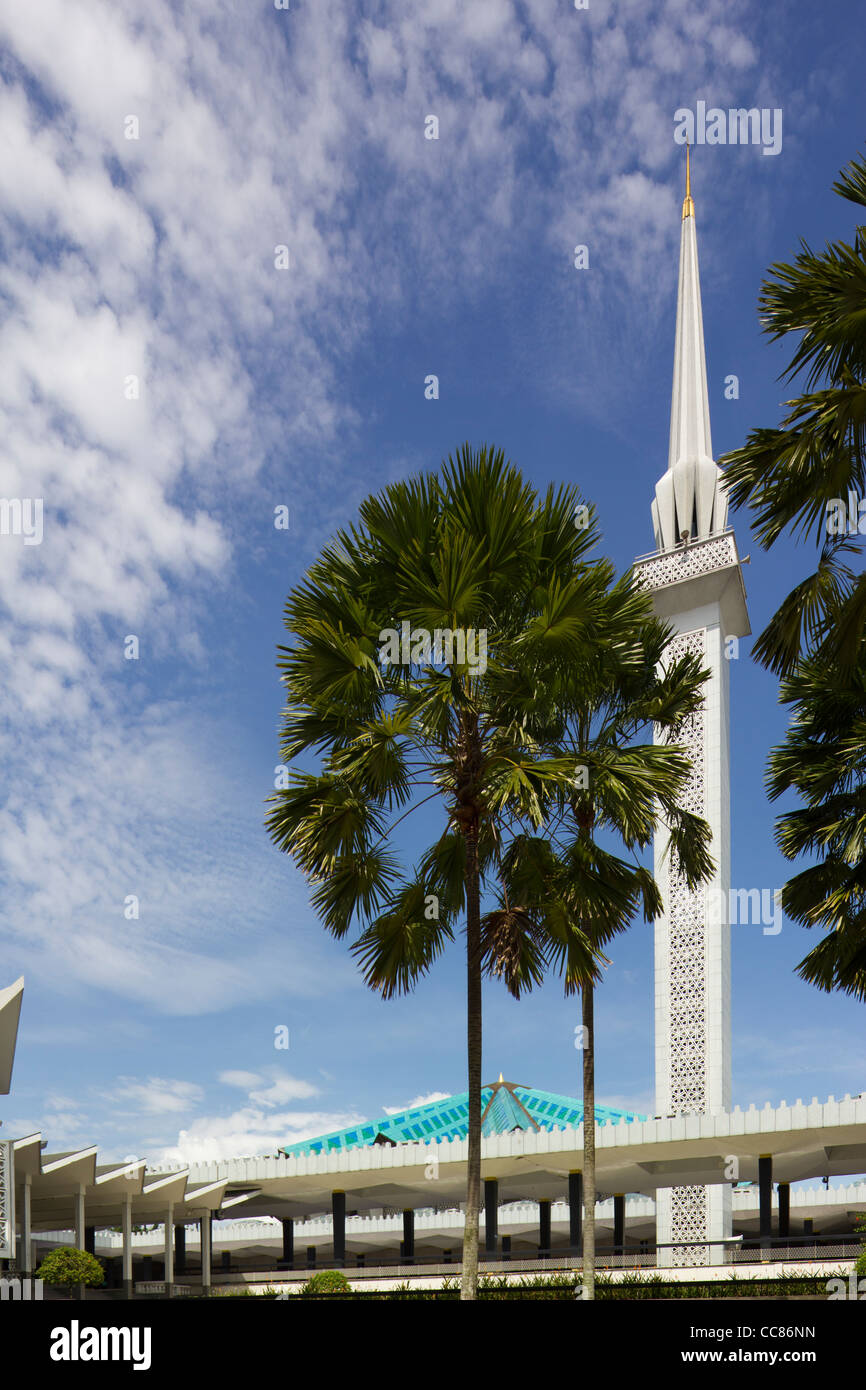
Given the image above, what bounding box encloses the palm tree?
[767,647,866,1000]
[720,149,866,677]
[719,149,866,999]
[266,445,625,1299]
[485,581,714,1297]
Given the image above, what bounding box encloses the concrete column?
[614,1194,625,1255]
[539,1199,551,1256]
[332,1190,346,1266]
[402,1209,414,1264]
[306,1245,316,1268]
[200,1212,212,1293]
[568,1171,583,1255]
[175,1223,186,1275]
[74,1186,85,1250]
[758,1155,773,1253]
[121,1193,133,1299]
[281,1218,294,1268]
[501,1235,511,1261]
[21,1175,32,1277]
[484,1178,498,1256]
[164,1203,174,1290]
[778,1183,790,1240]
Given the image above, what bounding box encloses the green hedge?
[301,1270,352,1295]
[215,1269,848,1300]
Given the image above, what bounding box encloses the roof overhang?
[0,978,24,1095]
[11,1096,866,1231]
[140,1095,866,1218]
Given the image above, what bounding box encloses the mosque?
[1,158,864,1293]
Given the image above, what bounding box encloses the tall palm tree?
[266,445,623,1299]
[767,646,866,1000]
[485,581,714,1297]
[720,149,866,677]
[719,149,866,998]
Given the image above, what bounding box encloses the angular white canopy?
[0,977,23,1095]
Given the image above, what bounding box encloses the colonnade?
[12,1162,797,1288]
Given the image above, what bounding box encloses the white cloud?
[109,1076,204,1115]
[0,696,356,1011]
[7,1068,341,1159]
[0,0,781,1017]
[382,1090,451,1114]
[218,1070,265,1091]
[156,1107,363,1165]
[36,1111,90,1144]
[248,1075,320,1109]
[135,1064,362,1160]
[217,1068,320,1108]
[48,1068,348,1162]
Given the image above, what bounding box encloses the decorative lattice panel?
[669,1185,708,1267]
[635,532,737,591]
[664,629,709,1265]
[666,629,707,1115]
[0,1141,12,1259]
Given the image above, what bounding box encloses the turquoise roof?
[281,1081,645,1158]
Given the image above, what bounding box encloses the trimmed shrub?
[302,1269,352,1295]
[35,1247,105,1295]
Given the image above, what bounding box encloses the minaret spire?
[651,149,727,551]
[682,142,694,221]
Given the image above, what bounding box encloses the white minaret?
[635,150,749,1267]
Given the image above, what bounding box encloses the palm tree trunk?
[460,820,482,1301]
[581,981,596,1300]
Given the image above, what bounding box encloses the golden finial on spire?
[682,142,695,221]
[498,1072,504,1084]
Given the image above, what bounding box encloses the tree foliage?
[36,1247,105,1292]
[267,444,714,1297]
[719,151,866,999]
[721,149,866,677]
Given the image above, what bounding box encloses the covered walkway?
[7,1090,865,1291]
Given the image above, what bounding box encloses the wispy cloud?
[0,0,782,1024]
[219,1068,319,1108]
[108,1076,204,1115]
[382,1090,451,1115]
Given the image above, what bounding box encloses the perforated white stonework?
[665,628,709,1264]
[636,532,737,592]
[0,1140,11,1258]
[670,1185,708,1267]
[667,629,707,1115]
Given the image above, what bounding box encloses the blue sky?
[0,0,864,1168]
